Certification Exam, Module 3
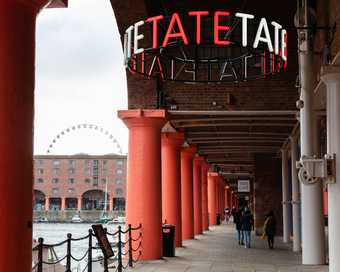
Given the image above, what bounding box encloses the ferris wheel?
[46,123,123,154]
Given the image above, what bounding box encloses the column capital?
[193,156,205,165]
[161,132,184,147]
[321,65,340,85]
[118,109,167,129]
[181,146,197,157]
[208,172,219,177]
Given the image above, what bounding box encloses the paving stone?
[128,224,328,272]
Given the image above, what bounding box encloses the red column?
[119,109,166,260]
[208,173,218,225]
[61,197,66,211]
[215,177,220,218]
[221,181,225,221]
[225,186,230,209]
[109,196,114,212]
[161,132,184,247]
[77,196,82,211]
[201,162,209,231]
[45,197,50,212]
[181,146,196,240]
[0,2,48,272]
[193,156,204,235]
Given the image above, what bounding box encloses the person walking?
[264,211,276,249]
[241,208,254,248]
[233,208,244,245]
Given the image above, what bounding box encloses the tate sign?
[123,11,288,83]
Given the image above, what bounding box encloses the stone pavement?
[129,224,328,272]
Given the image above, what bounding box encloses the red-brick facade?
[33,154,126,212]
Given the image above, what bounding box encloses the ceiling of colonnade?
[110,0,300,184]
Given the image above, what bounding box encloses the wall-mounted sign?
[238,180,250,193]
[123,11,288,83]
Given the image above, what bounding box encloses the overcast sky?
[34,0,128,155]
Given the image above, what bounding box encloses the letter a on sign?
[253,18,274,52]
[163,13,189,47]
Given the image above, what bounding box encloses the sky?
[34,0,128,155]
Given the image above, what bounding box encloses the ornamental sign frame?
[123,10,288,83]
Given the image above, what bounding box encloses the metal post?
[321,66,340,272]
[281,149,290,243]
[298,2,326,263]
[103,228,109,272]
[290,136,302,252]
[117,226,123,272]
[128,224,133,267]
[88,230,93,272]
[66,233,72,272]
[37,238,44,272]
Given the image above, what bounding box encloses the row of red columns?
[118,110,232,260]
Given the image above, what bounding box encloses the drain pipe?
[297,0,326,264]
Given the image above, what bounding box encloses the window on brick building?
[37,169,44,175]
[52,160,60,167]
[93,177,99,186]
[36,160,44,166]
[101,178,107,184]
[117,160,123,166]
[53,168,60,176]
[52,188,59,195]
[116,179,123,185]
[116,188,123,196]
[69,160,75,167]
[69,168,75,175]
[116,169,123,175]
[37,178,44,183]
[52,178,59,184]
[69,178,75,184]
[85,178,91,183]
[68,188,75,194]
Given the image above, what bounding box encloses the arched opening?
[33,190,45,211]
[82,190,109,210]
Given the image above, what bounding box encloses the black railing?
[32,224,142,272]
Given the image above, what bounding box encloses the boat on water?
[107,216,125,225]
[71,213,83,223]
[32,240,64,272]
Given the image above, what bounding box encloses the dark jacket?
[264,215,276,236]
[241,211,254,231]
[233,210,242,230]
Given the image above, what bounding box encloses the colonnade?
[118,109,232,260]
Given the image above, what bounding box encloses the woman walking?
[264,211,276,249]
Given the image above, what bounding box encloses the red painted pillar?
[181,146,196,240]
[201,162,209,231]
[215,177,220,218]
[119,109,166,260]
[77,196,82,211]
[0,2,48,272]
[193,156,204,235]
[225,186,229,209]
[45,197,50,212]
[161,132,184,247]
[208,173,218,225]
[221,182,225,221]
[109,196,114,212]
[61,197,66,211]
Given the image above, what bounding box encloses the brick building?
[33,154,127,214]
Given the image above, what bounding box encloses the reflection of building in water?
[33,154,126,213]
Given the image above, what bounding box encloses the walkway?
[130,224,328,272]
